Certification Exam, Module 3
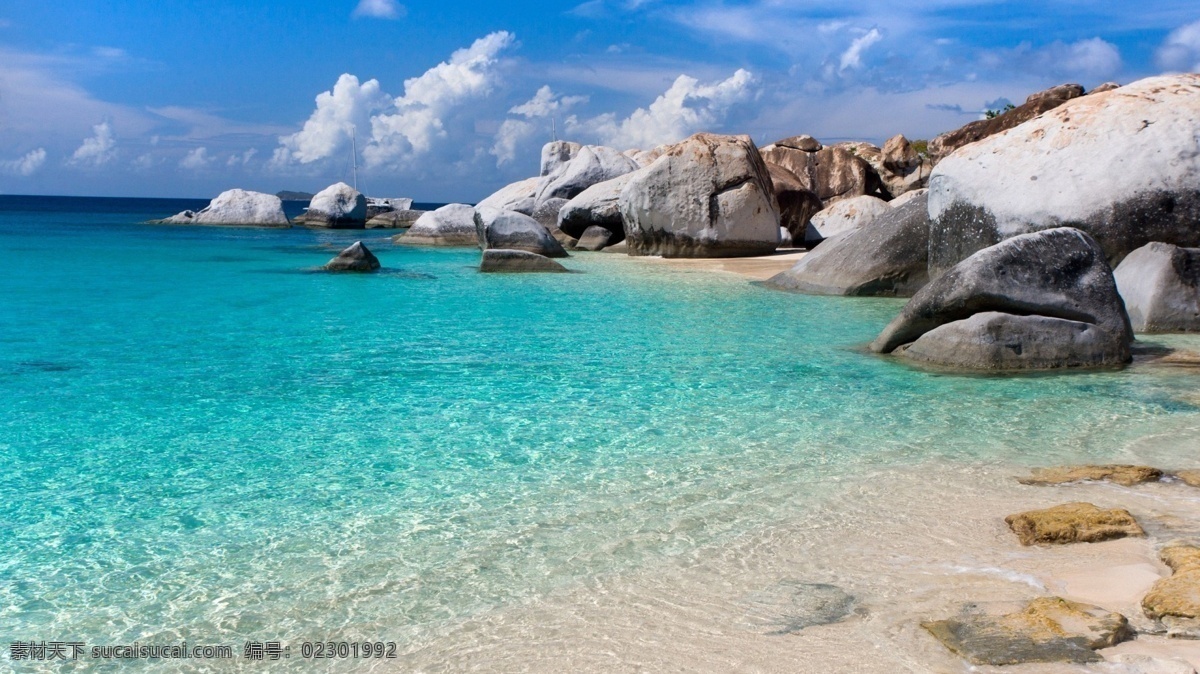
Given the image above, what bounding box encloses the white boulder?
[160,189,289,227]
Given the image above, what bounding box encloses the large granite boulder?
[476,209,568,258]
[535,144,639,205]
[324,241,380,272]
[395,203,479,246]
[475,177,539,214]
[928,74,1200,278]
[365,197,413,220]
[878,134,931,198]
[619,133,780,258]
[296,182,367,228]
[540,141,582,177]
[804,195,891,247]
[765,192,930,297]
[557,174,633,240]
[923,597,1131,666]
[767,164,823,244]
[761,142,876,205]
[926,83,1084,162]
[479,249,568,273]
[1114,242,1200,333]
[629,145,670,168]
[575,226,614,251]
[871,227,1133,370]
[158,189,289,228]
[530,197,569,229]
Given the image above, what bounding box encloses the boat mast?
[351,129,358,192]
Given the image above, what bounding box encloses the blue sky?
[1,0,1198,201]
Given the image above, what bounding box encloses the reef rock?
[1004,502,1144,546]
[1143,543,1200,638]
[1114,242,1200,333]
[804,195,891,247]
[619,133,779,258]
[476,209,568,258]
[923,597,1131,665]
[870,228,1133,370]
[159,189,289,228]
[927,74,1200,277]
[765,192,929,297]
[324,241,380,272]
[297,182,367,228]
[479,249,568,273]
[395,204,480,246]
[1020,465,1164,486]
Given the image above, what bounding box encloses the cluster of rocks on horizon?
[153,72,1200,371]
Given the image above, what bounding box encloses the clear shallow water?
[2,196,1200,668]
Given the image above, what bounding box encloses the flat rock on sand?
[1144,543,1200,637]
[1021,465,1164,486]
[1005,502,1145,546]
[923,596,1131,665]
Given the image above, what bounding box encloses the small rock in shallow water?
[1005,502,1144,546]
[1143,543,1200,634]
[739,581,857,635]
[324,242,380,272]
[1020,465,1163,487]
[479,249,567,273]
[923,596,1131,665]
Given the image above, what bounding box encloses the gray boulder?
[540,141,582,177]
[575,226,614,251]
[557,174,632,240]
[475,177,539,214]
[297,182,367,228]
[535,145,639,204]
[928,74,1200,278]
[480,249,568,273]
[531,197,568,229]
[805,195,891,247]
[395,203,479,246]
[476,209,568,258]
[761,142,877,205]
[766,193,930,296]
[871,227,1133,370]
[324,241,380,272]
[158,189,290,228]
[619,133,780,258]
[1113,242,1200,332]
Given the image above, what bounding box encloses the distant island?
[276,190,314,201]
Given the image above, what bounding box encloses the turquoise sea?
[2,195,1200,669]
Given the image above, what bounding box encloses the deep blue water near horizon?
[2,196,1200,668]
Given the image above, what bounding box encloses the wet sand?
[633,248,808,280]
[398,461,1200,672]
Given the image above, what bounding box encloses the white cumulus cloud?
[840,28,882,71]
[352,0,406,19]
[568,68,758,150]
[491,86,588,165]
[1157,20,1200,72]
[2,148,47,176]
[363,31,515,168]
[69,122,116,167]
[274,32,516,172]
[179,147,211,170]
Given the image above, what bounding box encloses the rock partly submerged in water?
[366,209,425,229]
[477,209,569,258]
[923,597,1132,665]
[620,132,780,258]
[295,182,367,228]
[1114,242,1200,333]
[740,580,857,635]
[575,226,614,251]
[1004,502,1144,546]
[479,249,568,273]
[324,241,380,272]
[395,204,480,246]
[157,189,290,228]
[765,192,931,297]
[1020,465,1164,486]
[871,227,1133,370]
